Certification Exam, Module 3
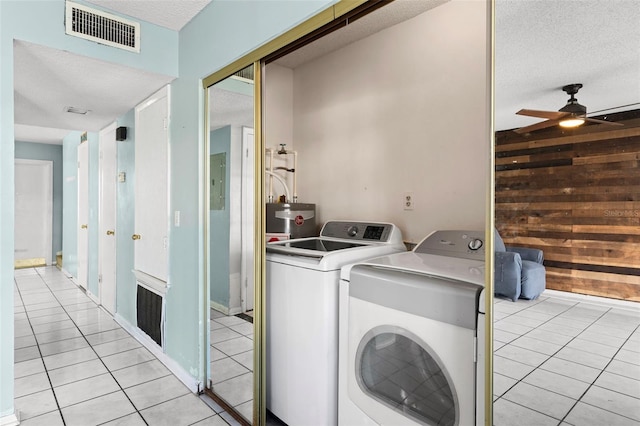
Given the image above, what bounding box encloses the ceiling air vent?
[65,106,91,115]
[232,65,254,83]
[65,1,140,53]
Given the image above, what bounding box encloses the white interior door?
[134,86,169,282]
[99,123,118,314]
[77,141,89,289]
[14,159,53,267]
[241,127,255,312]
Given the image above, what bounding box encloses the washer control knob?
[468,238,483,251]
[347,226,359,237]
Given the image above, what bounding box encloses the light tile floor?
[493,291,640,426]
[13,266,640,425]
[13,266,242,426]
[209,309,254,422]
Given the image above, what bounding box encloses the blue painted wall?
[166,0,335,384]
[115,110,137,324]
[0,0,177,415]
[14,141,63,262]
[1,0,338,416]
[210,126,231,309]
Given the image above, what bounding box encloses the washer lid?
[269,238,367,254]
[267,238,407,271]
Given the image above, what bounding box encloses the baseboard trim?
[60,268,79,287]
[210,300,242,316]
[210,300,229,315]
[114,313,201,393]
[87,290,100,305]
[14,257,46,269]
[0,412,20,426]
[544,289,640,312]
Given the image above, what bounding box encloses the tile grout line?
[209,310,254,421]
[21,294,234,424]
[557,321,640,425]
[493,299,607,425]
[14,269,68,426]
[36,267,151,426]
[496,300,640,424]
[38,268,223,425]
[494,301,604,411]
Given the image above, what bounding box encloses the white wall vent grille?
[65,1,140,53]
[232,65,254,82]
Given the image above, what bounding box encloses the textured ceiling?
[13,40,174,144]
[275,0,447,69]
[495,0,640,131]
[13,124,72,146]
[84,0,211,31]
[277,0,640,132]
[209,85,254,131]
[13,0,209,145]
[13,0,640,145]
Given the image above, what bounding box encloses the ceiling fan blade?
[584,117,624,126]
[514,119,561,134]
[516,109,568,120]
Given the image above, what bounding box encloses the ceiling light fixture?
[515,83,623,134]
[65,106,91,115]
[559,116,585,128]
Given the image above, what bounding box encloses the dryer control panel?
[414,230,485,260]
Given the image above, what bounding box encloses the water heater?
[266,203,316,239]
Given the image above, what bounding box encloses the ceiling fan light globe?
[559,117,585,128]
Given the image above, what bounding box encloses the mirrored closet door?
[205,64,256,424]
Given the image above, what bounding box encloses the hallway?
[13,266,240,426]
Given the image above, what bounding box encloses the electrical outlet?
[403,192,414,210]
[174,211,181,227]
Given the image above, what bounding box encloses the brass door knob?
[132,234,141,240]
[81,224,88,229]
[106,230,115,236]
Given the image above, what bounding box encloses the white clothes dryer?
[338,230,486,426]
[266,221,406,426]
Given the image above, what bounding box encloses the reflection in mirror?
[207,65,255,424]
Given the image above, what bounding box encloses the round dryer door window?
[355,326,459,426]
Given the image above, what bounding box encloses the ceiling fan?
[514,83,624,134]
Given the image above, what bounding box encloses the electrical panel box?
[210,153,226,210]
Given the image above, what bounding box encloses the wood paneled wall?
[495,112,640,302]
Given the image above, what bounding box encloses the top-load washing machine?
[338,230,486,426]
[266,221,406,425]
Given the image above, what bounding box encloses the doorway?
[99,122,117,314]
[77,139,89,290]
[260,1,491,424]
[14,159,53,268]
